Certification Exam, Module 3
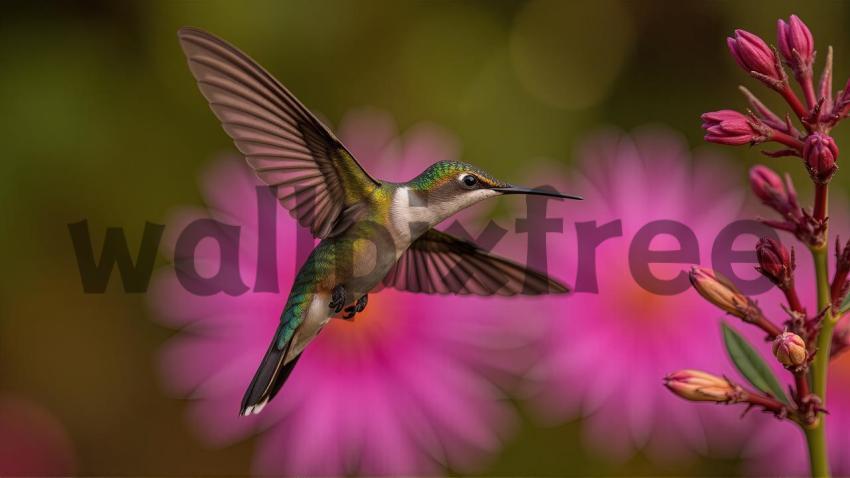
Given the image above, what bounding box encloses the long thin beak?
[492,185,583,200]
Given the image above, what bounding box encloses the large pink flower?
[149,109,547,475]
[524,127,756,463]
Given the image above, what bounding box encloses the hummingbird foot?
[329,284,347,314]
[341,294,368,320]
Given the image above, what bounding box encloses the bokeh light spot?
[509,0,633,110]
[0,396,75,476]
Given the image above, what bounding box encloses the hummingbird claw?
[329,285,346,314]
[338,295,368,321]
[355,294,368,312]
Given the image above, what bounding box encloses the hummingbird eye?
[461,174,478,188]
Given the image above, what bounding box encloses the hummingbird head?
[403,160,582,227]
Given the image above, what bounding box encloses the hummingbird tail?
[239,326,302,416]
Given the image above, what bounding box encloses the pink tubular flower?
[149,109,543,475]
[777,15,815,73]
[525,127,753,463]
[727,29,781,81]
[701,110,762,145]
[803,132,839,183]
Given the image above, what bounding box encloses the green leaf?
[721,322,789,405]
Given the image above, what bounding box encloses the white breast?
[388,186,498,255]
[389,187,434,255]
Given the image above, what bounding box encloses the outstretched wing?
[383,229,570,296]
[178,27,380,239]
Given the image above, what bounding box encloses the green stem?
[807,242,832,477]
[812,245,833,396]
[805,425,829,478]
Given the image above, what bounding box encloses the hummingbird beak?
[492,185,583,200]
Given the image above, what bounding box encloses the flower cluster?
[672,15,850,477]
[704,15,847,191]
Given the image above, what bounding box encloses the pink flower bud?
[750,165,786,204]
[756,238,794,288]
[664,370,739,402]
[777,15,814,72]
[803,132,839,184]
[689,267,753,319]
[749,165,806,221]
[701,110,762,145]
[772,332,808,367]
[727,29,781,81]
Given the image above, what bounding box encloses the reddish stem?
[796,371,811,401]
[752,313,783,338]
[781,84,809,123]
[740,85,787,130]
[785,286,805,315]
[770,130,804,150]
[814,183,828,222]
[800,75,818,111]
[744,390,789,415]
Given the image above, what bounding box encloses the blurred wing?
[383,229,570,296]
[178,27,380,239]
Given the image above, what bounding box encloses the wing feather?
[383,229,570,296]
[178,27,380,239]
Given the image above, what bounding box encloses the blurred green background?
[2,0,850,475]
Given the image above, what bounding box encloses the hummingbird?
[177,27,582,416]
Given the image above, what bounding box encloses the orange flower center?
[318,292,402,353]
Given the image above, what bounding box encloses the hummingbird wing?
[383,229,570,296]
[178,27,380,239]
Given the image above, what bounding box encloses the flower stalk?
[814,184,829,223]
[809,241,832,477]
[681,14,850,477]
